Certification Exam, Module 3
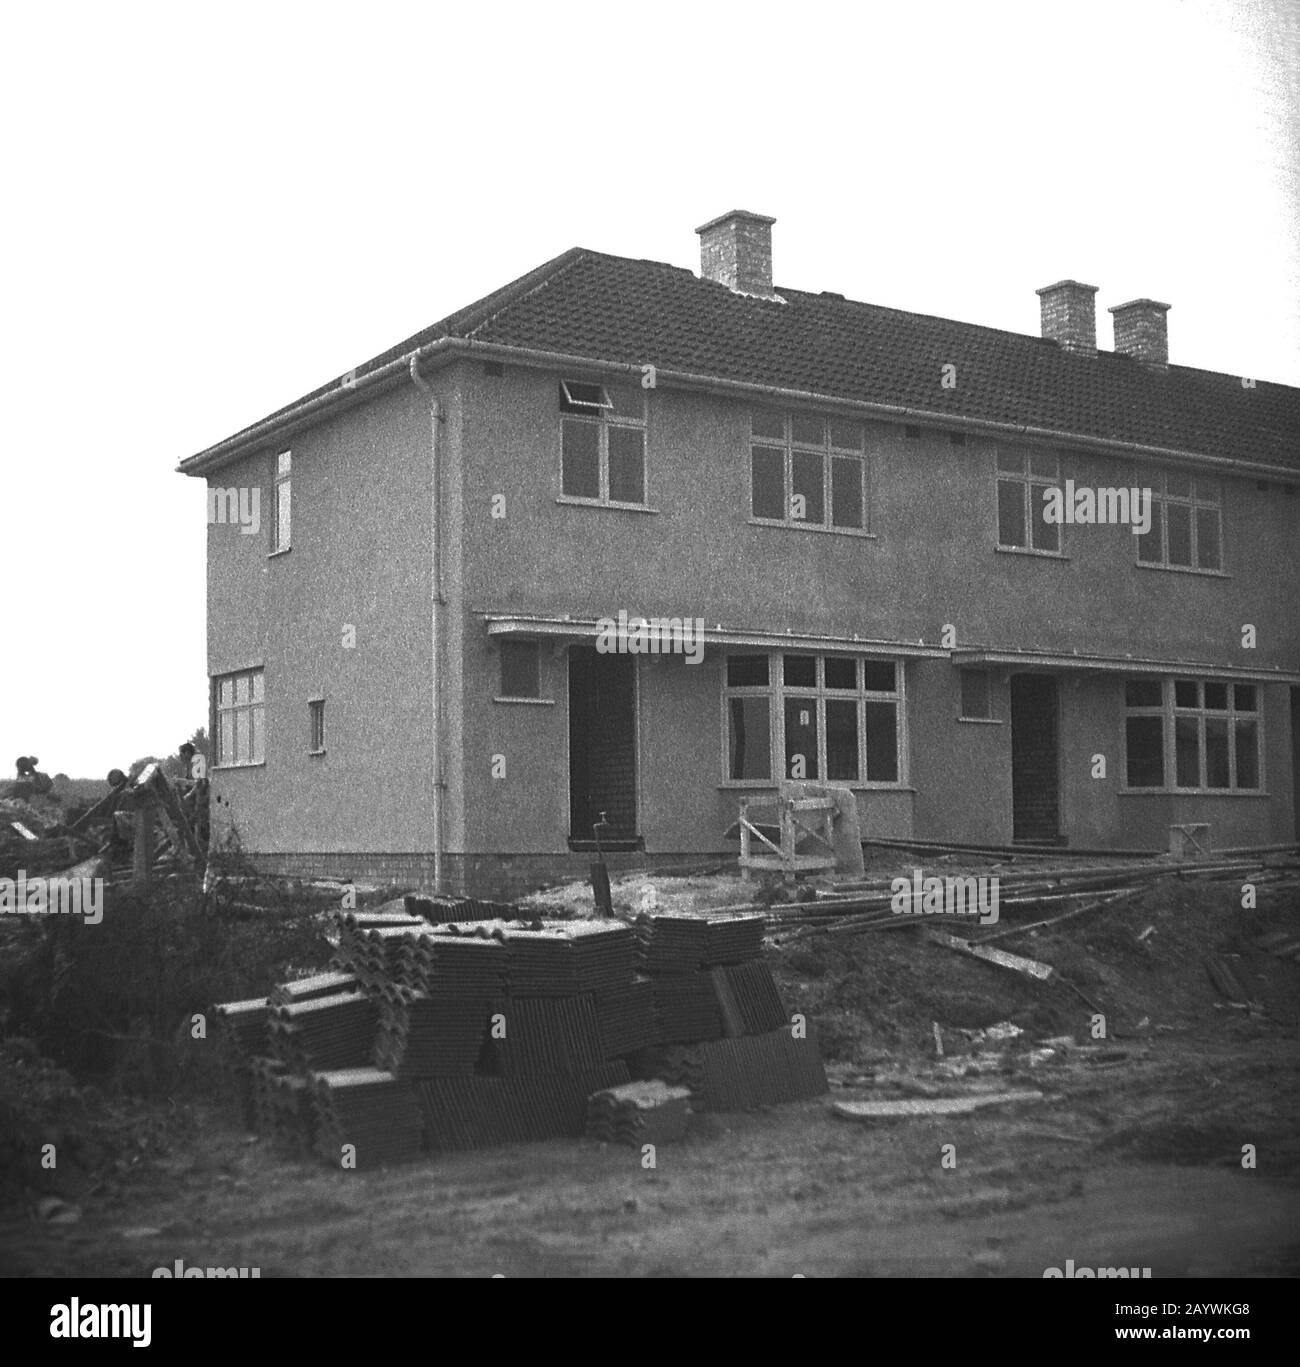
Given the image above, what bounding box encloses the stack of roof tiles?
[402,926,507,996]
[485,994,605,1076]
[628,911,827,1111]
[709,960,789,1038]
[310,1067,424,1168]
[373,984,489,1077]
[215,904,824,1164]
[501,921,636,995]
[586,1080,692,1147]
[630,1029,827,1111]
[213,997,270,1062]
[634,912,709,974]
[404,893,519,922]
[650,972,723,1043]
[269,970,360,1008]
[267,992,379,1072]
[417,1065,630,1150]
[212,997,270,1126]
[595,975,657,1059]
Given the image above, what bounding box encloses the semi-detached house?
[179,211,1300,896]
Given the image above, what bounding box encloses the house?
[179,211,1300,896]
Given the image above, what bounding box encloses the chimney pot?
[696,210,778,299]
[1035,280,1099,356]
[1109,298,1171,368]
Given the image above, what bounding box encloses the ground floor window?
[213,668,265,766]
[1124,677,1260,791]
[724,653,902,784]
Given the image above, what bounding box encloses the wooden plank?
[927,930,1057,981]
[833,1090,1045,1121]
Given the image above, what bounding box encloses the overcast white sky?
[2,0,1297,779]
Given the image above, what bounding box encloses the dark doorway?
[568,646,638,846]
[1291,688,1300,841]
[1010,673,1061,843]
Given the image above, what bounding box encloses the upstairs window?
[560,380,646,505]
[273,450,292,551]
[213,668,265,767]
[750,412,867,532]
[1136,473,1222,572]
[997,448,1061,553]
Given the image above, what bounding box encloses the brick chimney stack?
[1035,280,1099,356]
[696,210,778,299]
[1109,299,1171,368]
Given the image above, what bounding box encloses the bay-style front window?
[724,653,903,784]
[1124,677,1260,791]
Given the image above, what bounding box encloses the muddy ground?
[2,866,1298,1278]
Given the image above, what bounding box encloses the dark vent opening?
[950,432,966,446]
[904,425,922,439]
[484,361,505,377]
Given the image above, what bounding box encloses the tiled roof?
[201,248,1300,471]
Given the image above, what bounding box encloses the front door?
[568,646,637,844]
[1010,673,1061,843]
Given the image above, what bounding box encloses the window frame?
[1122,677,1262,793]
[497,639,544,702]
[272,450,291,554]
[1134,471,1224,574]
[308,697,326,754]
[958,668,997,722]
[748,412,872,536]
[212,667,266,768]
[721,652,906,787]
[558,378,649,508]
[995,446,1065,557]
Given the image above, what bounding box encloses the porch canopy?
[483,613,950,658]
[950,646,1300,683]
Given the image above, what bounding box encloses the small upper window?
[959,669,993,720]
[499,640,541,699]
[559,380,612,414]
[273,450,292,552]
[308,699,325,753]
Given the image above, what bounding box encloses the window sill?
[748,518,876,539]
[212,761,267,771]
[995,545,1069,561]
[268,547,292,559]
[556,497,659,514]
[717,780,914,792]
[493,696,555,706]
[1134,561,1230,579]
[957,716,1002,725]
[1119,788,1269,798]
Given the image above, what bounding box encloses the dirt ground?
[3,864,1298,1278]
